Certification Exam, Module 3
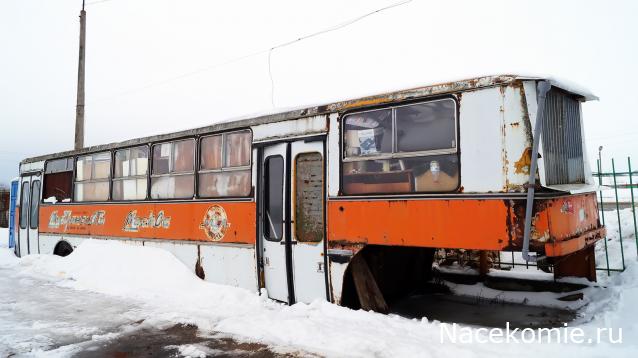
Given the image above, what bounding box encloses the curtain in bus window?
[200,135,222,170]
[75,152,111,201]
[174,140,195,172]
[225,131,251,167]
[151,139,195,199]
[151,175,194,199]
[396,100,456,152]
[344,109,392,157]
[199,171,251,197]
[113,146,148,200]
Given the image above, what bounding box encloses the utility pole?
[74,0,86,150]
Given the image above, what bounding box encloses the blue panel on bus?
[8,179,18,248]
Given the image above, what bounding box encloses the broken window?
[342,99,459,194]
[75,152,111,202]
[198,130,252,198]
[113,146,149,200]
[43,158,73,203]
[151,139,195,199]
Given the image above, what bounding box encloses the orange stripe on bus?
[39,202,256,244]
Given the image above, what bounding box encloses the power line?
[89,0,413,106]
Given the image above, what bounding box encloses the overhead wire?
[88,0,413,106]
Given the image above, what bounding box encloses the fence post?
[612,158,626,270]
[598,159,611,275]
[629,157,638,258]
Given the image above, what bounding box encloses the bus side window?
[151,139,195,199]
[75,152,111,202]
[198,130,252,198]
[43,158,73,203]
[342,99,459,195]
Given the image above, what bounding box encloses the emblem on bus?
[123,210,171,232]
[199,205,230,241]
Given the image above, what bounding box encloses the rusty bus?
[13,75,604,311]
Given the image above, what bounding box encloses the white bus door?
[290,140,327,303]
[261,143,291,303]
[259,140,327,304]
[17,175,41,256]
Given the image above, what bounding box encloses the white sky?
[1,0,637,185]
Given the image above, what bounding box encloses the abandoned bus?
[13,75,605,311]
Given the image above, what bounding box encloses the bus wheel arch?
[340,245,436,312]
[53,240,74,257]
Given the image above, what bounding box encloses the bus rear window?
[342,99,459,195]
[43,158,73,203]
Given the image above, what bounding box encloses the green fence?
[593,157,638,275]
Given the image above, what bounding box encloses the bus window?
[151,139,195,199]
[342,99,459,195]
[264,156,284,241]
[75,152,111,201]
[43,158,73,203]
[30,180,40,229]
[198,130,251,198]
[295,153,323,242]
[113,146,148,200]
[19,182,29,229]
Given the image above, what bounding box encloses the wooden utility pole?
[74,1,86,150]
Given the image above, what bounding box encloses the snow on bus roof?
[21,74,596,164]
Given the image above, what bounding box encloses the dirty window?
[199,130,252,198]
[396,100,456,152]
[295,153,324,242]
[113,146,148,200]
[342,99,459,195]
[343,109,392,157]
[264,156,284,241]
[75,152,111,201]
[19,181,29,229]
[151,139,195,199]
[43,158,73,203]
[29,180,40,229]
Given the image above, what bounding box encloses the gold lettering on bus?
[48,210,106,231]
[123,210,171,232]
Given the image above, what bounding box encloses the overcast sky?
[1,0,637,185]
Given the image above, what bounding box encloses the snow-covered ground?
[1,224,637,357]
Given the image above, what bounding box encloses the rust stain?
[514,147,532,175]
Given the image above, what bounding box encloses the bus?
[13,75,605,311]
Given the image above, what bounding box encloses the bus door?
[17,174,41,257]
[259,139,327,304]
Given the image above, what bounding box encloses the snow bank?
[0,238,634,357]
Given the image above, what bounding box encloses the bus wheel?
[53,241,73,257]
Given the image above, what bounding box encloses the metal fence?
[593,156,638,275]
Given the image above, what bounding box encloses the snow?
[1,225,638,356]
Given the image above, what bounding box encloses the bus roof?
[21,74,594,165]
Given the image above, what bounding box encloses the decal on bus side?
[123,210,171,232]
[48,210,106,230]
[199,205,230,241]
